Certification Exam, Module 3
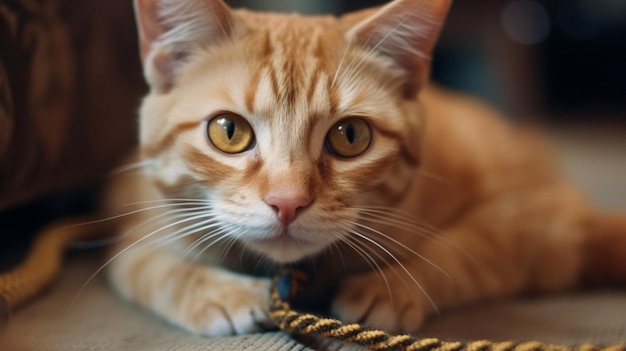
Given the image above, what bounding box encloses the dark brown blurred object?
[0,0,145,210]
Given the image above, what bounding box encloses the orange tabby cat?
[103,0,626,337]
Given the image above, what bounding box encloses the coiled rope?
[0,217,97,325]
[2,225,626,351]
[269,269,626,351]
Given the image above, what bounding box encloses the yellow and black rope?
[2,224,626,351]
[269,269,626,351]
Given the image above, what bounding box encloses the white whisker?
[216,228,247,264]
[66,203,210,248]
[352,207,478,266]
[356,210,440,237]
[107,160,151,177]
[347,228,439,314]
[330,37,353,89]
[153,217,220,251]
[116,208,211,245]
[345,219,453,287]
[181,226,231,260]
[68,208,215,316]
[337,234,393,304]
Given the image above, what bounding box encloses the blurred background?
[1,0,624,268]
[230,0,626,120]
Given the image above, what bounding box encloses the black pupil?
[346,123,355,144]
[225,120,235,140]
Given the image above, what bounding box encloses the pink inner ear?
[348,0,452,96]
[135,0,170,62]
[132,0,236,92]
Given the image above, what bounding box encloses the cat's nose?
[264,193,312,225]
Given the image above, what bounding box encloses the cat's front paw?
[331,272,429,334]
[172,271,272,336]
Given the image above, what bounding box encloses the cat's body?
[104,0,626,337]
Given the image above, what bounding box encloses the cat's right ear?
[134,0,234,93]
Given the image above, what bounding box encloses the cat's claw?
[331,272,427,334]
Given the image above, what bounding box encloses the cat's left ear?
[345,0,452,97]
[134,0,235,93]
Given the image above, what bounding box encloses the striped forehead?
[244,18,342,114]
[238,20,343,156]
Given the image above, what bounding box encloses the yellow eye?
[326,118,372,158]
[207,113,255,154]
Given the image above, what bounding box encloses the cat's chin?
[244,234,330,264]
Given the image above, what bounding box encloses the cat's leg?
[107,244,271,336]
[332,189,586,333]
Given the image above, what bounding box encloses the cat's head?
[133,0,451,263]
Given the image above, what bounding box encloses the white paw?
[172,271,272,336]
[331,272,427,334]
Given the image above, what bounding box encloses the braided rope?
[0,217,98,324]
[269,270,626,351]
[2,223,626,351]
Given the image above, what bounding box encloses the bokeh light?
[502,0,552,45]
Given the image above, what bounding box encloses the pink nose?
[264,193,312,225]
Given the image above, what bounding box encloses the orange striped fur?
[103,0,626,336]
